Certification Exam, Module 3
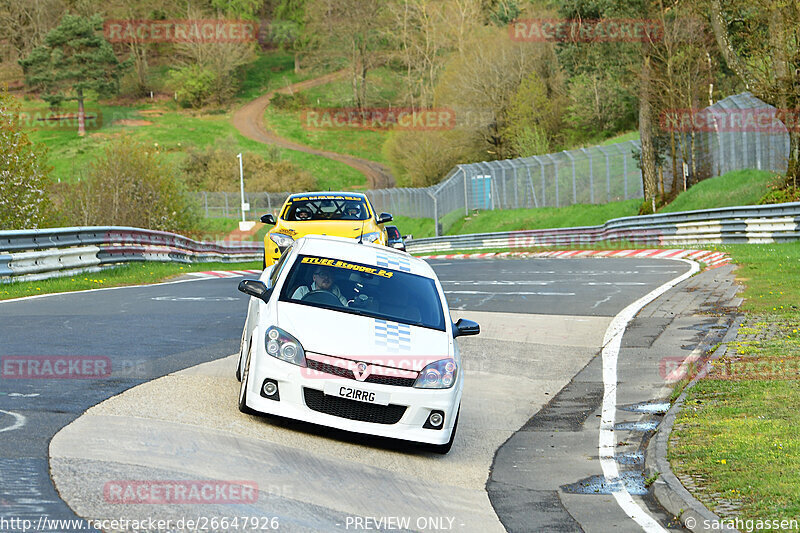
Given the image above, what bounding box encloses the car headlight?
[414,359,457,389]
[360,232,381,243]
[264,326,306,367]
[270,233,294,249]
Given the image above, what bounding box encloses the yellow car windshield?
[284,197,371,222]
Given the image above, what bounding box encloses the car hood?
[277,302,451,371]
[273,220,376,240]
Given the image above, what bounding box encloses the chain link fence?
[199,92,790,236]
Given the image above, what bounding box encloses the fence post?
[224,192,229,217]
[755,130,762,170]
[564,150,576,205]
[525,162,538,208]
[546,154,559,207]
[581,148,594,203]
[427,189,440,237]
[630,140,643,198]
[597,146,611,202]
[535,156,546,207]
[462,167,469,215]
[622,145,629,199]
[203,191,208,217]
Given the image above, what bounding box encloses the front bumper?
[243,349,462,445]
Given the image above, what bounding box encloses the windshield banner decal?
[301,256,394,278]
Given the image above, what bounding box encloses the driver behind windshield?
[343,203,362,220]
[291,266,348,306]
[294,205,312,221]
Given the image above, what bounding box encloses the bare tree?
[648,2,720,195]
[171,6,256,105]
[435,29,562,159]
[709,0,800,185]
[304,0,389,111]
[0,0,66,60]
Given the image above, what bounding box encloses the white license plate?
[323,382,389,405]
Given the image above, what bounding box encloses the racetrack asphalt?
[0,257,727,532]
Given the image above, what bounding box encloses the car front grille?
[303,388,407,424]
[305,358,417,388]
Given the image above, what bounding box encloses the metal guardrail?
[0,226,263,283]
[405,202,800,253]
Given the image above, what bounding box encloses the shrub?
[168,65,216,108]
[59,136,197,232]
[383,128,484,187]
[182,142,317,193]
[270,91,309,111]
[0,89,51,229]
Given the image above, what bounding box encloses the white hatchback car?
[235,235,480,453]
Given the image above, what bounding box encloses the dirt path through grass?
[232,70,395,189]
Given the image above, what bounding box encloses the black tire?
[238,345,257,415]
[262,255,266,270]
[235,329,247,382]
[427,408,459,454]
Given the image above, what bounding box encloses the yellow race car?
[260,192,393,268]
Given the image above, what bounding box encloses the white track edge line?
[599,257,700,532]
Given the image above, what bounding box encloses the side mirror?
[238,279,271,302]
[402,234,412,241]
[377,212,393,224]
[260,214,276,225]
[453,318,480,338]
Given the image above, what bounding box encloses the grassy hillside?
[26,105,365,188]
[659,169,782,213]
[22,51,366,189]
[262,66,404,166]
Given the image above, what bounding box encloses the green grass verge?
[597,130,640,146]
[660,169,783,214]
[669,241,800,523]
[445,199,641,235]
[389,215,436,240]
[0,260,261,301]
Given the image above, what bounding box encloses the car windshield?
[279,254,446,331]
[386,227,400,239]
[283,195,371,221]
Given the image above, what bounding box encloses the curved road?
[232,71,395,189]
[0,258,738,532]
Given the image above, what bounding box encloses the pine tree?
[19,14,129,136]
